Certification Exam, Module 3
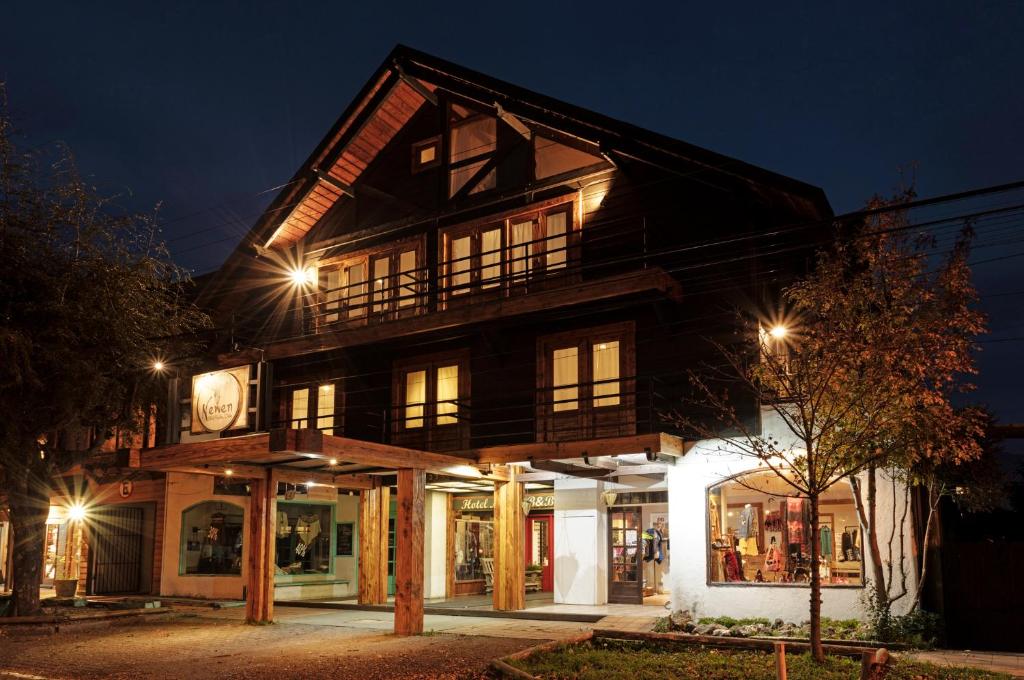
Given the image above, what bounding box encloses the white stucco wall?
[423,491,448,599]
[666,410,918,622]
[553,478,608,605]
[161,472,249,600]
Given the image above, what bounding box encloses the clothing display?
[738,505,758,540]
[642,528,665,564]
[820,525,834,558]
[276,510,290,538]
[764,510,783,532]
[739,536,759,556]
[764,544,783,572]
[786,498,806,545]
[709,499,722,542]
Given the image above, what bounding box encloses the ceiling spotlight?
[224,468,234,477]
[329,458,338,466]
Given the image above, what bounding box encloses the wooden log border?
[489,629,892,679]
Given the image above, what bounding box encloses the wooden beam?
[530,459,610,479]
[245,469,275,623]
[160,463,267,479]
[445,492,455,600]
[393,468,425,636]
[394,63,438,106]
[222,269,682,365]
[492,465,525,611]
[358,482,389,605]
[270,428,474,471]
[314,169,355,198]
[137,433,271,469]
[475,432,685,465]
[495,102,531,140]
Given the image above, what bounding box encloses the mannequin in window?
[738,503,759,556]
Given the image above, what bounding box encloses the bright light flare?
[769,325,788,340]
[67,503,88,522]
[289,266,317,287]
[152,360,165,372]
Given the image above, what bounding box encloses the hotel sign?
[454,493,554,512]
[191,366,250,434]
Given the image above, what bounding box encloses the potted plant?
[525,563,543,591]
[53,555,79,598]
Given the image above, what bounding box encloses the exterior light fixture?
[769,325,788,340]
[328,458,338,466]
[152,360,165,372]
[67,503,87,522]
[289,266,317,287]
[521,500,532,515]
[224,468,234,477]
[306,480,316,487]
[602,491,618,507]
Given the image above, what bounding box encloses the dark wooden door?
[525,514,554,592]
[608,506,643,604]
[89,506,144,594]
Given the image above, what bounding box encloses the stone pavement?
[909,649,1024,678]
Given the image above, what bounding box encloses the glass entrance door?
[525,514,554,592]
[608,506,643,604]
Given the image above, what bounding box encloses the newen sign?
[190,366,251,434]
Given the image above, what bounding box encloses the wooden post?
[358,481,390,605]
[774,642,787,680]
[246,469,275,623]
[493,465,525,611]
[394,468,425,636]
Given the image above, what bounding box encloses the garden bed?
[491,630,1010,680]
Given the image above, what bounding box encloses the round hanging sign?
[193,370,245,433]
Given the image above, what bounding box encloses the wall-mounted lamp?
[602,491,618,507]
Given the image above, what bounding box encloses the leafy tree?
[0,100,209,615]
[674,190,985,661]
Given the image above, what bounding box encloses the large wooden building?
[12,46,920,633]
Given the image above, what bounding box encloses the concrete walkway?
[910,650,1024,678]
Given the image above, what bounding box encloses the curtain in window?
[552,347,579,411]
[405,370,426,429]
[372,257,390,313]
[545,212,567,271]
[398,250,417,308]
[593,341,621,406]
[510,221,533,283]
[291,388,309,428]
[436,365,459,425]
[317,384,335,436]
[344,263,366,318]
[324,269,341,323]
[481,228,502,289]
[451,236,471,296]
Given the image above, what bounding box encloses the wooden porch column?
[245,469,276,623]
[358,481,390,605]
[394,468,425,636]
[493,465,525,611]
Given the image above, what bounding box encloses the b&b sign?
[191,366,250,434]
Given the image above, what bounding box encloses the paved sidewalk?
[909,650,1024,677]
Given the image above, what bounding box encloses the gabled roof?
[199,45,831,307]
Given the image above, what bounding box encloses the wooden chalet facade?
[103,46,891,634]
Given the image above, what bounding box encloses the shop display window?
[454,518,494,582]
[707,470,863,586]
[181,502,243,576]
[275,502,333,575]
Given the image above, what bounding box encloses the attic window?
[449,114,496,197]
[412,137,440,173]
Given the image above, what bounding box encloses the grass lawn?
[509,639,1011,680]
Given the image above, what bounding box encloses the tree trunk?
[910,480,940,612]
[8,463,50,617]
[865,466,887,609]
[808,492,824,662]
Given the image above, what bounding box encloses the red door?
[525,514,554,592]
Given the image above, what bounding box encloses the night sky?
[3,2,1023,425]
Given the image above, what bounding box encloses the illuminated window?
[412,137,441,173]
[397,250,418,308]
[593,341,620,407]
[291,388,309,429]
[449,114,496,197]
[552,348,579,412]
[405,370,426,429]
[436,365,459,425]
[180,502,243,576]
[317,384,335,436]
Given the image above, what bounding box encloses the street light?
[769,325,788,340]
[152,360,165,372]
[67,502,87,522]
